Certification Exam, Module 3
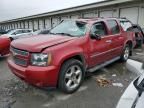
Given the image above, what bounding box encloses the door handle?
[118,36,124,39]
[105,40,112,43]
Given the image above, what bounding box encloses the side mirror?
[91,33,101,40]
[12,32,16,35]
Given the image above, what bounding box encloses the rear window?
[13,30,23,35]
[23,30,31,33]
[120,20,132,31]
[107,20,120,35]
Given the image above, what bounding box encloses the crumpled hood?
[11,35,76,52]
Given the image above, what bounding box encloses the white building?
[0,0,144,30]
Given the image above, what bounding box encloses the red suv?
[8,18,136,93]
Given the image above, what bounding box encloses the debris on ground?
[135,48,143,52]
[0,77,30,108]
[136,53,144,56]
[112,74,117,77]
[1,78,29,97]
[112,83,124,87]
[95,75,111,87]
[124,79,129,82]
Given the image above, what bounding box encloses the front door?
[89,21,112,67]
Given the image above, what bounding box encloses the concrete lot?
[0,48,143,108]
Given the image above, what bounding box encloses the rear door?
[106,20,125,58]
[89,21,112,67]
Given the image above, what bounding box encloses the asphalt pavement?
[0,48,143,108]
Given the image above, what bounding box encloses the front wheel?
[58,59,84,94]
[120,45,130,61]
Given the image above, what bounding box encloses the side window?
[22,30,31,33]
[107,20,120,34]
[90,22,107,36]
[13,30,23,35]
[23,30,28,33]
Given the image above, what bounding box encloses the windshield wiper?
[49,32,56,35]
[49,32,74,37]
[56,33,74,36]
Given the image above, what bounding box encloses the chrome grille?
[11,47,29,66]
[14,57,27,66]
[11,47,29,57]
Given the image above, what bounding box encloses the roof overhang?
[0,0,135,24]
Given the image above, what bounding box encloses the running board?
[88,56,120,73]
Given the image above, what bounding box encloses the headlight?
[31,53,50,66]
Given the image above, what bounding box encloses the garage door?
[120,7,139,24]
[18,22,21,28]
[52,17,60,28]
[61,16,69,21]
[8,25,10,29]
[45,18,51,29]
[140,8,144,28]
[34,20,38,30]
[7,25,10,29]
[25,21,29,29]
[100,10,113,17]
[70,14,79,19]
[6,25,8,30]
[20,22,24,29]
[7,24,10,29]
[83,12,98,18]
[39,20,44,29]
[29,21,33,30]
[15,23,18,29]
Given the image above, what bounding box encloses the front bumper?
[8,59,59,87]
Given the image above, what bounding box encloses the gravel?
[0,77,30,108]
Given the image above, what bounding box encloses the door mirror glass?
[91,33,101,40]
[12,32,16,35]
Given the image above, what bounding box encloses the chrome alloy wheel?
[124,46,130,60]
[64,65,82,90]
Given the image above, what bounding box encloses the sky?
[0,0,104,22]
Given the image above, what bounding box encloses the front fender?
[52,46,85,66]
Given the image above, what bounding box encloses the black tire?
[120,44,130,61]
[58,59,84,94]
[135,32,143,48]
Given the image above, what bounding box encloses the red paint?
[0,36,11,56]
[8,18,136,88]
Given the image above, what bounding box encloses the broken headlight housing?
[31,53,49,66]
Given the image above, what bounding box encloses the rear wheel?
[120,45,130,61]
[136,35,143,48]
[58,59,84,94]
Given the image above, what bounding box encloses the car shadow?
[0,56,9,62]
